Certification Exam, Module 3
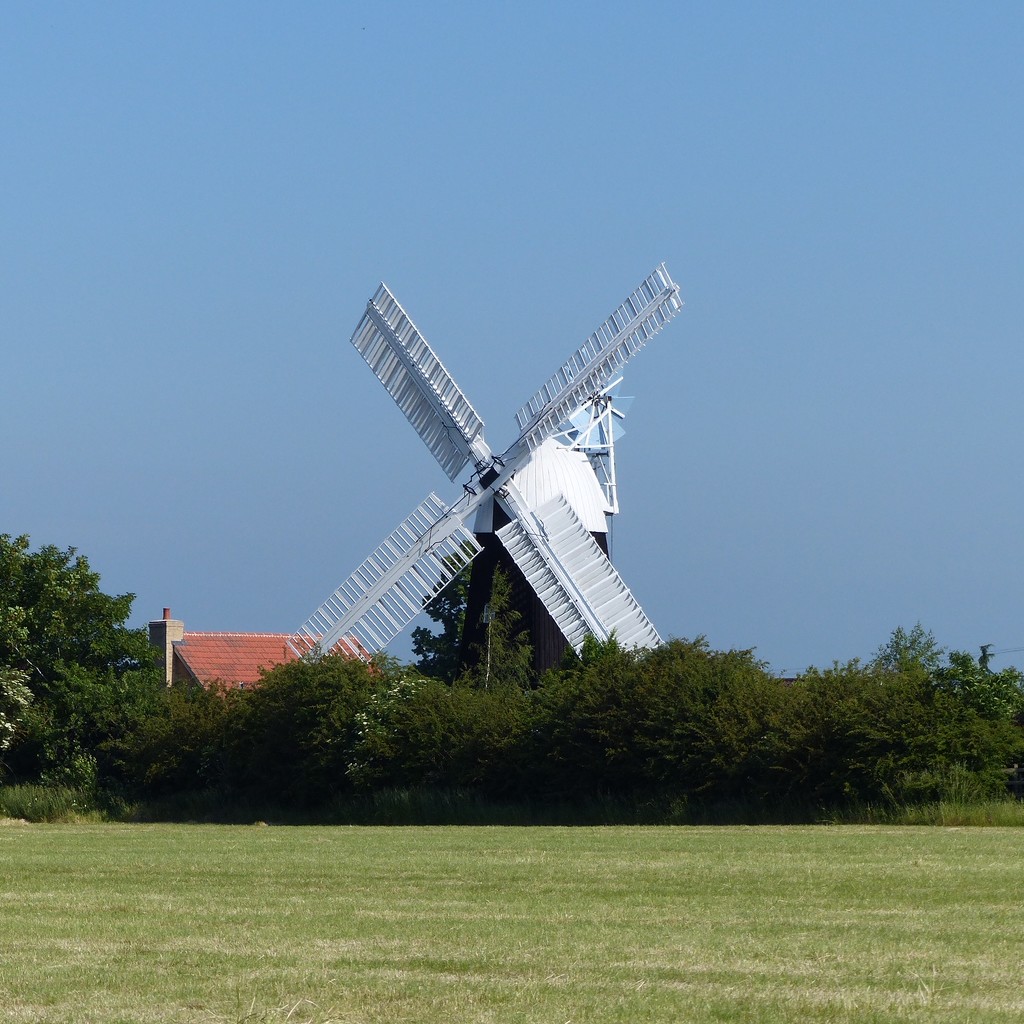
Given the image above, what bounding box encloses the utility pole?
[482,602,494,687]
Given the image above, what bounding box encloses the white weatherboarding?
[290,265,683,662]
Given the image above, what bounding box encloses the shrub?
[221,654,374,805]
[530,637,784,801]
[109,681,237,796]
[348,673,531,793]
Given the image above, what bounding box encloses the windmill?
[289,264,683,673]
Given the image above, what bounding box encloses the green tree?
[780,660,894,804]
[0,534,152,683]
[872,623,944,674]
[459,567,533,690]
[532,637,784,801]
[0,534,161,785]
[630,638,784,802]
[932,650,1024,721]
[784,651,1022,805]
[0,667,33,771]
[411,565,469,682]
[109,681,237,796]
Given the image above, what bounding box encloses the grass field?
[2,823,1023,1023]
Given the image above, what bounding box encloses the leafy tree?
[872,623,945,674]
[0,534,162,785]
[629,639,784,801]
[411,565,469,682]
[532,637,784,801]
[530,633,646,795]
[459,567,533,690]
[0,668,33,771]
[13,659,165,789]
[784,649,1023,805]
[0,534,152,684]
[780,660,897,804]
[932,650,1024,722]
[558,632,629,672]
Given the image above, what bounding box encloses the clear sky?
[3,2,1023,674]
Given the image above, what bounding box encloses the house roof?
[173,632,298,686]
[173,631,370,686]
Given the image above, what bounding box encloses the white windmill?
[289,265,683,672]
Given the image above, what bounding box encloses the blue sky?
[3,2,1022,674]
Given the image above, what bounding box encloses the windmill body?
[460,440,615,672]
[290,265,683,672]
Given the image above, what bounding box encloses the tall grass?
[4,779,1023,826]
[829,797,1024,826]
[825,762,1024,826]
[0,783,108,823]
[130,786,677,826]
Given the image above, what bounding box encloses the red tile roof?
[173,633,298,686]
[172,632,369,687]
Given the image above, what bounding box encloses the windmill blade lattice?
[352,284,490,481]
[512,264,681,454]
[495,491,661,651]
[290,493,481,659]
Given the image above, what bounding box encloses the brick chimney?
[149,607,184,686]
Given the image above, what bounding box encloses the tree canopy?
[2,531,1022,818]
[0,534,161,785]
[0,534,152,685]
[411,565,469,683]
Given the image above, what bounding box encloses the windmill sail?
[352,284,489,481]
[290,493,481,659]
[298,265,682,672]
[495,492,662,652]
[513,264,682,452]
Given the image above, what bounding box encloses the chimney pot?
[163,607,171,620]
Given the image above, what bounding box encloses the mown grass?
[3,822,1024,1023]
